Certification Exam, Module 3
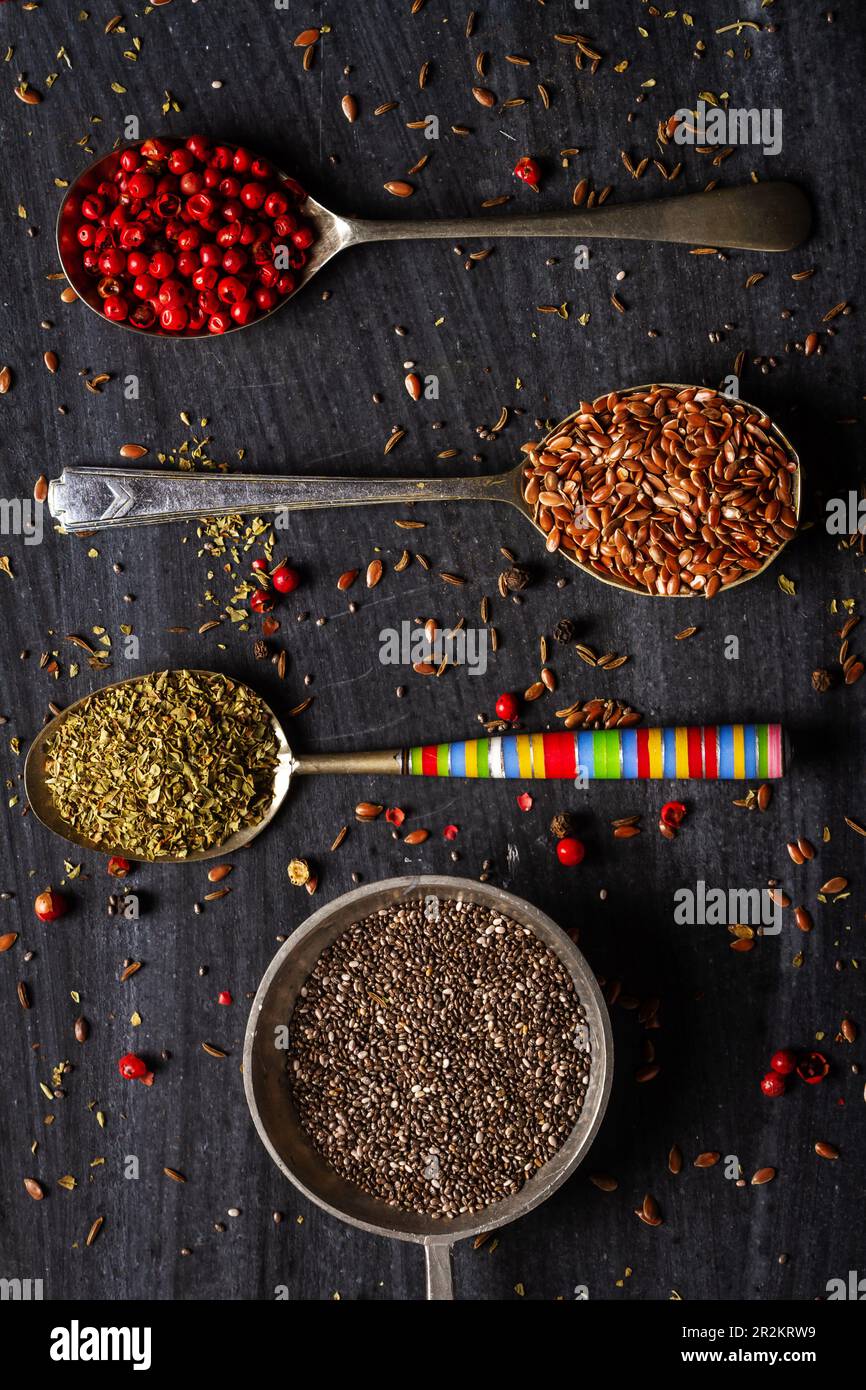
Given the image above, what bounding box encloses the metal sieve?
[243,875,613,1299]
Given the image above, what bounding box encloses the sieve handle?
[404,725,787,780]
[424,1244,454,1300]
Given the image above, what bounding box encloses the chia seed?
[287,897,590,1219]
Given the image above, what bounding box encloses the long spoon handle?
[295,725,787,781]
[351,182,811,254]
[48,465,516,531]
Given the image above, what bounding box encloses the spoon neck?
[292,749,405,776]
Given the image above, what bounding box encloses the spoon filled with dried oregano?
[50,384,801,598]
[24,669,789,864]
[26,669,291,863]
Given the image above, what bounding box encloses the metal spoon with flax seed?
[48,384,801,598]
[56,137,811,340]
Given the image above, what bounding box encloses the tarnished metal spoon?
[48,386,801,598]
[57,137,811,340]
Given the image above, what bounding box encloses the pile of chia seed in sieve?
[287,897,591,1219]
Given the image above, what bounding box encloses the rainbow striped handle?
[407,724,785,780]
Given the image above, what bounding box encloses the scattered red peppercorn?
[443,824,459,841]
[385,807,405,827]
[659,801,687,830]
[796,1051,830,1085]
[556,837,585,866]
[34,889,67,922]
[513,155,541,187]
[66,137,316,336]
[107,857,131,878]
[516,792,534,812]
[770,1048,797,1075]
[495,692,519,722]
[118,1052,147,1081]
[249,588,274,614]
[271,564,300,594]
[760,1070,786,1097]
[218,991,233,1006]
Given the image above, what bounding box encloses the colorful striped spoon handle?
[405,724,786,780]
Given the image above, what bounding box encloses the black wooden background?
[0,0,863,1303]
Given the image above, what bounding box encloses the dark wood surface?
[0,0,863,1302]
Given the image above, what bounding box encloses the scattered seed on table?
[589,1173,617,1192]
[751,1167,776,1185]
[820,876,848,894]
[384,429,405,454]
[85,1216,104,1247]
[794,907,814,933]
[636,1193,662,1227]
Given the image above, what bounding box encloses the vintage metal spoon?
[48,386,801,597]
[57,138,811,339]
[25,670,788,863]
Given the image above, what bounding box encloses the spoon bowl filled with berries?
[56,135,331,339]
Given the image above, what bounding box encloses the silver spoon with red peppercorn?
[56,135,811,340]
